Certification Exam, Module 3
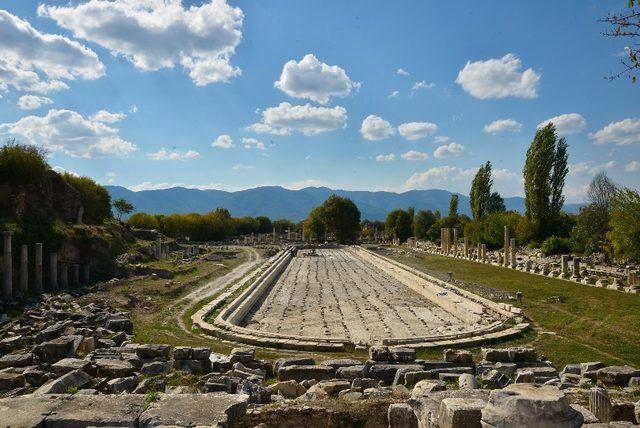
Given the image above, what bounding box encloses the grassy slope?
[382,249,640,368]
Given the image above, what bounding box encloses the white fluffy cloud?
[538,113,587,135]
[492,168,517,179]
[376,153,396,162]
[484,118,522,134]
[248,102,347,136]
[0,109,136,158]
[17,95,52,110]
[91,110,126,123]
[148,148,200,161]
[434,142,465,159]
[396,68,410,76]
[569,160,617,175]
[589,118,640,146]
[0,9,104,94]
[398,122,438,141]
[274,54,359,104]
[401,150,428,161]
[242,137,265,150]
[411,80,435,95]
[212,134,234,149]
[402,166,477,190]
[129,181,230,191]
[232,163,254,170]
[625,161,640,172]
[433,136,451,144]
[38,0,243,86]
[456,54,540,99]
[388,90,399,98]
[360,115,395,141]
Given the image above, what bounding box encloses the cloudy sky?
[0,0,638,201]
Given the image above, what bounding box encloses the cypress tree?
[470,161,492,219]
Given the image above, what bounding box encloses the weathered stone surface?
[336,365,365,380]
[482,347,537,363]
[33,369,92,394]
[411,379,447,398]
[0,371,25,392]
[389,347,416,363]
[108,375,140,394]
[444,348,473,364]
[458,373,478,390]
[173,358,211,374]
[409,389,490,428]
[0,352,34,369]
[105,318,133,333]
[95,358,136,378]
[367,363,423,384]
[597,366,640,386]
[45,394,146,427]
[320,358,362,369]
[141,361,170,376]
[297,384,329,401]
[229,347,255,364]
[314,379,351,396]
[32,335,82,363]
[172,346,192,360]
[480,384,583,427]
[268,380,306,398]
[237,380,270,404]
[51,357,93,376]
[136,343,170,359]
[274,357,315,374]
[481,369,510,388]
[277,364,334,382]
[352,377,378,389]
[369,346,390,361]
[192,347,211,360]
[0,395,63,427]
[388,402,418,428]
[581,362,606,375]
[438,397,485,428]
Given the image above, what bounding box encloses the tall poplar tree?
[470,161,492,220]
[523,123,568,239]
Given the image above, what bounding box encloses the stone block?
[274,357,315,374]
[369,345,390,361]
[388,402,418,428]
[458,373,477,390]
[320,358,362,369]
[172,346,192,360]
[277,364,335,382]
[0,352,34,369]
[444,348,473,364]
[108,375,140,394]
[141,361,170,376]
[389,347,416,363]
[229,347,255,364]
[0,395,63,427]
[51,357,93,376]
[95,358,136,378]
[173,358,211,374]
[105,318,133,333]
[335,365,365,380]
[597,365,640,386]
[367,363,423,384]
[192,347,211,360]
[136,343,170,359]
[45,394,146,427]
[438,397,485,428]
[33,369,91,394]
[0,371,25,392]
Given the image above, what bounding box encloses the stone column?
[20,245,28,294]
[503,226,510,267]
[73,264,80,285]
[3,231,12,300]
[60,264,68,288]
[510,238,516,268]
[589,387,611,423]
[35,243,43,294]
[82,263,90,282]
[453,229,458,256]
[561,255,569,278]
[481,244,487,262]
[440,228,444,254]
[50,252,58,290]
[476,243,481,260]
[571,257,581,280]
[463,237,469,259]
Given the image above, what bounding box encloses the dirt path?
[176,246,263,336]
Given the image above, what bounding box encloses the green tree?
[321,195,361,243]
[523,123,568,240]
[62,173,112,224]
[413,209,436,239]
[607,188,640,261]
[0,139,49,186]
[273,218,295,234]
[304,207,326,241]
[448,195,459,218]
[385,209,413,242]
[470,161,492,219]
[112,198,134,221]
[487,192,506,214]
[255,216,273,234]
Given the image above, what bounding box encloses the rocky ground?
[1,293,640,427]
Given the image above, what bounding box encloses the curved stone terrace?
[192,246,528,351]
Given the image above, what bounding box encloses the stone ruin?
[408,226,640,295]
[1,293,639,426]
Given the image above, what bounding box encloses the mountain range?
[106,185,585,222]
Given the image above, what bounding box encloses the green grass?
[383,250,640,368]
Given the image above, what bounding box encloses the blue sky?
[0,0,638,202]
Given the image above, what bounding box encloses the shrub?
[0,140,49,186]
[540,235,571,256]
[62,173,112,224]
[127,212,160,230]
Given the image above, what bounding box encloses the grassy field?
[379,248,640,368]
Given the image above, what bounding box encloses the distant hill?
[106,185,584,222]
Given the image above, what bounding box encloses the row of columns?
[2,231,90,301]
